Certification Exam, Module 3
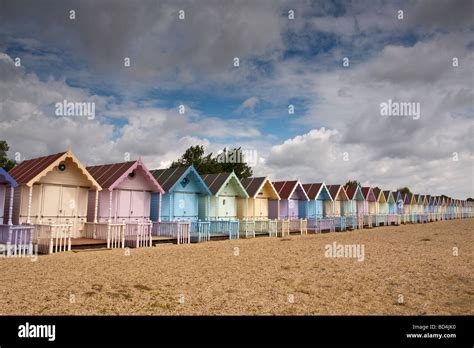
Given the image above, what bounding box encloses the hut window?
[222,199,226,205]
[58,163,66,172]
[128,171,136,179]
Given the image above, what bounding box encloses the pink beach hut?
[85,159,165,248]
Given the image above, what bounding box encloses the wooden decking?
[71,238,107,246]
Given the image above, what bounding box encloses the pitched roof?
[383,190,393,201]
[0,167,18,187]
[150,166,190,192]
[240,177,279,199]
[8,150,101,189]
[272,180,308,200]
[361,187,375,201]
[9,151,66,185]
[86,159,163,193]
[302,183,323,200]
[327,184,348,200]
[201,172,232,195]
[373,187,381,200]
[201,172,248,197]
[151,166,211,195]
[344,184,360,200]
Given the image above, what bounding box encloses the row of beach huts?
[0,150,472,256]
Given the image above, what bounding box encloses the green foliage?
[397,187,411,194]
[0,140,16,171]
[345,180,360,187]
[171,145,253,179]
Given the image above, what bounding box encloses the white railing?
[239,219,256,238]
[152,221,191,244]
[125,222,152,248]
[191,220,211,243]
[375,214,387,226]
[363,214,372,228]
[254,219,278,237]
[277,219,290,237]
[84,222,125,249]
[333,216,347,231]
[289,219,307,234]
[345,215,358,230]
[0,224,35,256]
[387,214,399,225]
[209,219,240,240]
[316,218,335,233]
[35,223,72,254]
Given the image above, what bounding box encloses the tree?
[0,140,16,171]
[171,145,253,179]
[397,187,411,194]
[345,180,360,187]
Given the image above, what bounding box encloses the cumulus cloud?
[0,0,472,198]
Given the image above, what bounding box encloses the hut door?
[60,186,77,225]
[219,196,236,218]
[174,192,195,220]
[117,190,132,223]
[130,191,149,222]
[288,199,298,218]
[255,198,268,218]
[41,185,61,224]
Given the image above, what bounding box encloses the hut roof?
[201,172,248,197]
[150,166,210,195]
[361,187,376,201]
[8,150,101,189]
[302,183,332,201]
[86,159,163,193]
[240,177,279,199]
[327,184,348,201]
[0,167,17,187]
[272,180,309,200]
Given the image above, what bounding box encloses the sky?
[0,0,473,198]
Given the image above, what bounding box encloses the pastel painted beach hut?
[417,195,429,223]
[438,196,447,220]
[327,184,350,231]
[271,180,309,235]
[361,186,377,228]
[344,184,365,229]
[432,196,441,221]
[201,172,248,239]
[238,177,280,237]
[150,166,212,243]
[448,197,455,219]
[302,183,335,233]
[373,187,387,226]
[85,159,164,248]
[0,168,35,256]
[8,150,102,254]
[404,193,417,223]
[414,194,425,223]
[384,190,399,225]
[424,195,432,221]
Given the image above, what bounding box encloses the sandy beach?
[0,219,472,315]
